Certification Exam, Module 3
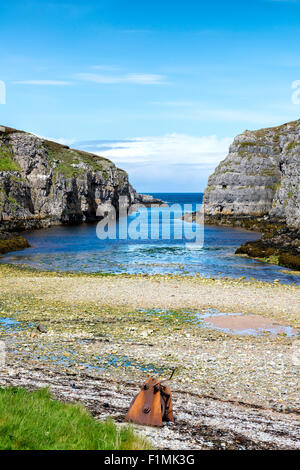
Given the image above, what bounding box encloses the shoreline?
[182,212,300,272]
[1,260,300,284]
[1,260,299,288]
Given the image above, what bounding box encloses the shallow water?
[1,193,299,284]
[0,317,33,332]
[201,312,298,337]
[143,308,299,337]
[38,350,165,375]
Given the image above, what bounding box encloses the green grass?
[261,254,280,266]
[0,387,151,450]
[266,183,281,191]
[260,168,280,177]
[286,141,298,151]
[0,145,20,172]
[239,141,258,147]
[44,140,112,178]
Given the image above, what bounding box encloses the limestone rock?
[0,125,158,233]
[203,119,300,269]
[203,119,300,229]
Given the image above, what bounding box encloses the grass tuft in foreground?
[0,387,151,450]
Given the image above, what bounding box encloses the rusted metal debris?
[125,377,174,427]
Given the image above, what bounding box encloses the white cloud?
[89,134,232,165]
[13,80,72,85]
[76,73,167,85]
[76,134,233,191]
[49,137,76,146]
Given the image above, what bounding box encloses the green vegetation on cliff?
[0,145,20,172]
[0,124,137,232]
[44,140,112,178]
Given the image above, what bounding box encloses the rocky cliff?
[203,119,300,229]
[0,125,160,252]
[203,119,300,269]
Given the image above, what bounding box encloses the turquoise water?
[1,193,299,284]
[0,317,33,332]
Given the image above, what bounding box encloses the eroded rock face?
[204,119,300,229]
[203,119,300,270]
[0,126,150,232]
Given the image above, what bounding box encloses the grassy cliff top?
[0,124,128,178]
[241,118,300,139]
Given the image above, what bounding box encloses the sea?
[1,193,299,284]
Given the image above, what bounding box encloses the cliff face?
[203,119,300,270]
[0,125,151,233]
[203,119,300,229]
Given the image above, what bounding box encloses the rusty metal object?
[125,377,174,427]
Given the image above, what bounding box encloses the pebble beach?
[0,264,299,449]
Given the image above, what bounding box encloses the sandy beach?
[0,264,299,449]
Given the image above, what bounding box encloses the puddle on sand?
[202,314,298,337]
[141,308,299,337]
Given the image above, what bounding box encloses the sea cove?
[1,193,299,285]
[1,1,300,451]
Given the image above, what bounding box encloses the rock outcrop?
[203,119,300,270]
[204,119,300,229]
[0,125,160,235]
[0,231,30,255]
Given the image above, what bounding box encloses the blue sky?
[1,0,300,191]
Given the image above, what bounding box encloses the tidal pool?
[142,308,299,337]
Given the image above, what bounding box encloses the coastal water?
[1,193,299,284]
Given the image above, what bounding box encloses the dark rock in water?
[279,252,300,270]
[129,193,167,214]
[0,231,30,254]
[37,324,47,333]
[236,228,300,271]
[134,193,166,206]
[236,240,276,259]
[200,119,300,270]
